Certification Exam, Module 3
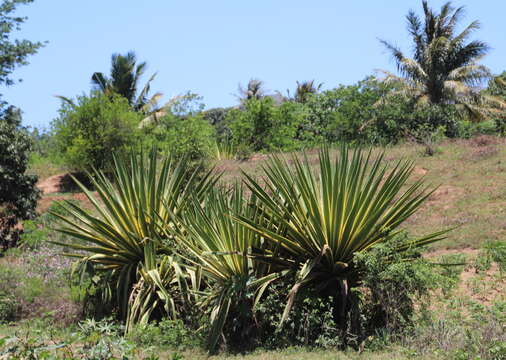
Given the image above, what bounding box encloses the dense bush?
[203,107,232,139]
[213,77,485,154]
[128,319,203,350]
[225,97,312,153]
[354,235,450,335]
[226,97,276,152]
[255,279,341,349]
[371,99,461,144]
[52,93,141,172]
[0,105,41,251]
[304,78,387,143]
[0,293,18,323]
[142,113,216,161]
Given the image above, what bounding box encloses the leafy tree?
[203,107,232,140]
[143,113,216,161]
[0,0,44,87]
[0,106,41,251]
[301,78,387,143]
[379,0,502,119]
[0,0,43,250]
[267,101,308,151]
[52,93,141,172]
[321,79,385,142]
[91,51,161,112]
[226,97,275,152]
[139,92,215,160]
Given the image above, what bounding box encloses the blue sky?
[3,0,506,129]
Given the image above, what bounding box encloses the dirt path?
[37,173,68,194]
[36,173,95,213]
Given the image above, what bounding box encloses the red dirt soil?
[37,173,68,195]
[36,173,94,213]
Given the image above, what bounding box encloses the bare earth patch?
[426,248,506,306]
[37,173,68,194]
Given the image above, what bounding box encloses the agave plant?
[172,185,282,352]
[237,145,449,326]
[53,149,218,321]
[126,241,203,332]
[213,139,237,161]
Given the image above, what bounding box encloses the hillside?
[37,136,506,250]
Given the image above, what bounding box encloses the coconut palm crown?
[92,51,162,112]
[293,80,323,103]
[379,1,503,119]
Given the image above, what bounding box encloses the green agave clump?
[53,149,218,323]
[237,145,449,323]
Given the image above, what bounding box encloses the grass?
[28,152,68,180]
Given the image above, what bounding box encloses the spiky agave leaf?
[126,241,203,332]
[236,145,450,323]
[172,185,283,352]
[52,148,219,320]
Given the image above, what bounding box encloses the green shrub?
[1,105,41,252]
[354,236,454,335]
[255,279,341,349]
[129,319,203,350]
[203,107,232,140]
[225,98,310,153]
[407,301,506,360]
[226,97,275,152]
[433,253,466,293]
[457,119,499,138]
[143,113,216,161]
[52,93,141,172]
[18,219,48,250]
[267,101,308,151]
[475,240,506,275]
[0,293,18,323]
[371,100,459,144]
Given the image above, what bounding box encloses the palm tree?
[379,1,504,119]
[236,78,266,103]
[292,80,323,103]
[92,51,162,112]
